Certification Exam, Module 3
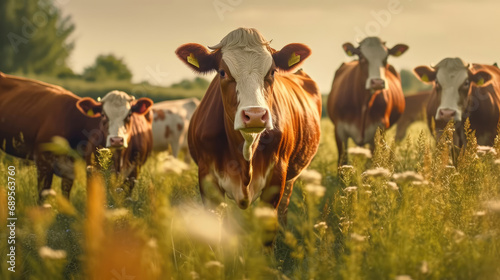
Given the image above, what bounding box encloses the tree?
[83,54,133,82]
[0,0,75,75]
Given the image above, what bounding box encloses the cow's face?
[76,90,153,148]
[175,28,310,160]
[343,37,408,91]
[414,58,491,122]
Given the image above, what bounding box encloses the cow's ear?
[342,43,359,57]
[388,44,409,57]
[176,43,219,73]
[469,70,492,87]
[413,66,436,83]
[273,43,311,72]
[131,98,153,115]
[76,98,102,118]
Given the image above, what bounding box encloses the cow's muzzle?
[436,108,458,122]
[239,107,271,133]
[370,78,386,91]
[109,136,124,148]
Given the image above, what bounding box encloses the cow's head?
[343,37,408,91]
[76,90,153,148]
[176,28,310,160]
[414,58,492,122]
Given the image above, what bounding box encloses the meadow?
[1,118,500,280]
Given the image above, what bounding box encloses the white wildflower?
[348,147,372,158]
[39,246,67,260]
[305,184,326,198]
[484,200,500,213]
[41,189,57,198]
[254,207,276,219]
[392,171,424,184]
[105,208,129,220]
[339,165,354,172]
[386,181,399,191]
[362,167,391,179]
[477,145,497,156]
[205,260,224,269]
[350,233,369,242]
[420,261,429,274]
[300,169,322,185]
[42,203,52,209]
[395,275,413,280]
[314,221,328,231]
[344,186,358,193]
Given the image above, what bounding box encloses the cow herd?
[1,27,500,225]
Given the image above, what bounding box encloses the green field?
[1,119,500,280]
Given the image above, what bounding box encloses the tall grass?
[1,119,500,279]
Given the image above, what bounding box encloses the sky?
[58,0,500,93]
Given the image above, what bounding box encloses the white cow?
[151,97,200,163]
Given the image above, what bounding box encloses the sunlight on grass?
[1,119,499,279]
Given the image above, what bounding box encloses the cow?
[327,37,408,165]
[100,91,154,196]
[395,90,432,142]
[413,58,500,147]
[0,73,152,201]
[152,97,200,163]
[175,27,321,224]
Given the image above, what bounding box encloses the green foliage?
[171,77,209,90]
[1,119,500,279]
[82,54,132,82]
[0,0,74,75]
[400,68,432,94]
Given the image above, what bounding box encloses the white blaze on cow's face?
[435,66,469,122]
[100,90,135,148]
[358,37,389,91]
[221,46,274,133]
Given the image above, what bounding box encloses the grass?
[1,118,500,280]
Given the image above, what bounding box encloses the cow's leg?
[198,164,225,209]
[277,180,294,226]
[181,146,192,164]
[335,126,348,167]
[35,159,54,203]
[61,177,73,199]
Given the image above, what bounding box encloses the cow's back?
[0,73,96,158]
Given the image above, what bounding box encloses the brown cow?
[0,74,152,201]
[327,37,408,165]
[395,90,432,142]
[175,28,321,223]
[100,91,154,196]
[414,58,500,146]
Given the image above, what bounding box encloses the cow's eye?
[271,69,276,77]
[219,70,226,78]
[463,79,470,87]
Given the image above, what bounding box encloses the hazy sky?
[59,0,500,93]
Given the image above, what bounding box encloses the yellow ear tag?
[187,53,199,68]
[288,52,301,67]
[347,50,353,56]
[395,51,402,56]
[477,77,485,86]
[87,109,94,116]
[421,74,429,82]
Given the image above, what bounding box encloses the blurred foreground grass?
[1,119,500,280]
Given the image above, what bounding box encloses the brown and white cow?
[395,90,432,142]
[327,37,408,165]
[97,91,154,196]
[0,73,152,201]
[175,28,321,222]
[414,58,500,146]
[152,97,200,163]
